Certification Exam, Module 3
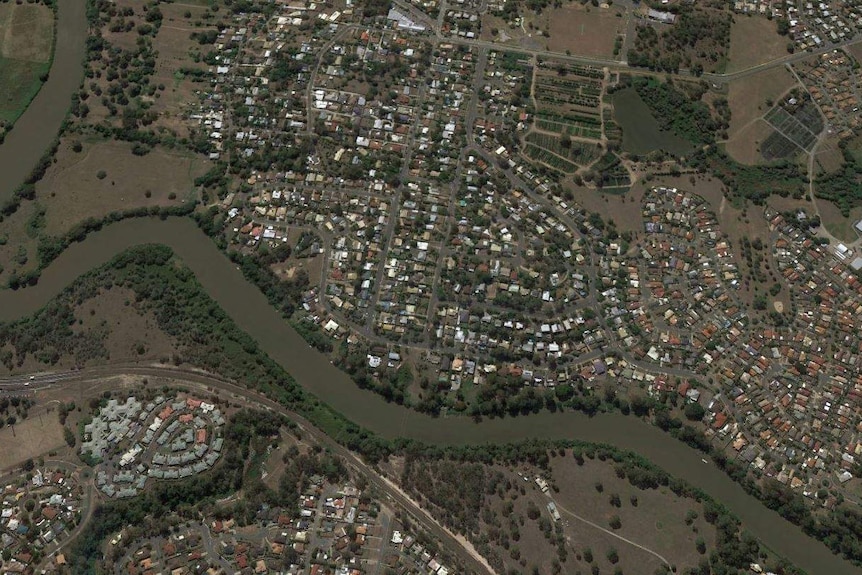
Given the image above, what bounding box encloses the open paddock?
[36,139,212,235]
[727,16,788,73]
[0,411,65,471]
[727,67,797,140]
[551,455,717,572]
[814,140,845,175]
[817,201,862,243]
[537,4,627,59]
[724,119,776,165]
[0,2,53,63]
[151,7,216,137]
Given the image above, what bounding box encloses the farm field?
[762,102,822,154]
[0,2,54,127]
[524,132,601,173]
[611,88,693,156]
[726,16,788,73]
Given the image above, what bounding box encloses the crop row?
[524,143,579,173]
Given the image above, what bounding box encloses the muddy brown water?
[0,217,856,575]
[0,0,87,202]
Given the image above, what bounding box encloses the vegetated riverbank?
[0,218,858,575]
[0,244,805,575]
[0,0,86,204]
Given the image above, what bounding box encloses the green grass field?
[0,57,50,124]
[0,2,54,128]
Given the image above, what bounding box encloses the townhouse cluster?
[82,395,225,499]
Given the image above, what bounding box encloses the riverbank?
[0,0,86,203]
[0,216,856,575]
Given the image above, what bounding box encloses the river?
[0,0,87,202]
[0,1,855,571]
[0,216,856,575]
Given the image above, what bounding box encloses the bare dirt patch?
[727,16,788,73]
[727,67,797,140]
[37,138,211,235]
[0,411,64,470]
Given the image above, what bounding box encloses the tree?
[609,515,621,529]
[606,548,619,564]
[64,427,77,448]
[684,402,706,421]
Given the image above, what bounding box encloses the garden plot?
[763,103,822,154]
[525,132,601,167]
[535,111,603,140]
[523,62,606,173]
